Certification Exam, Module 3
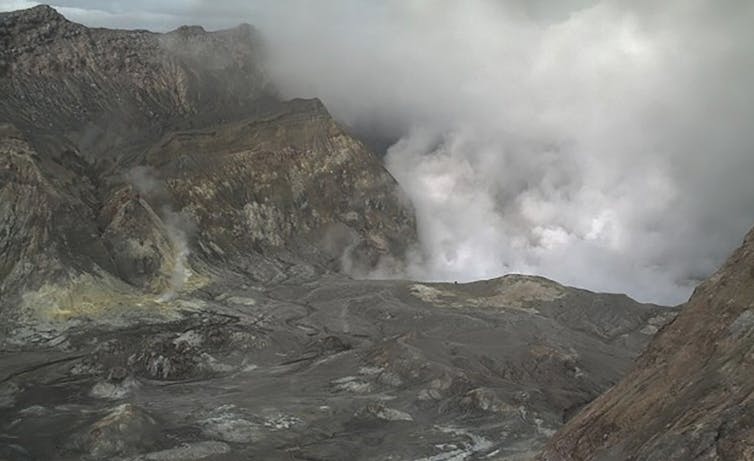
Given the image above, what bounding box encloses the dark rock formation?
[0,126,112,296]
[540,227,754,460]
[148,98,415,272]
[0,5,271,157]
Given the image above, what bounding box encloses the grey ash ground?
[1,272,674,460]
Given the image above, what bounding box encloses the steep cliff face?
[0,6,416,332]
[0,124,109,294]
[0,125,191,337]
[147,98,416,273]
[540,226,754,460]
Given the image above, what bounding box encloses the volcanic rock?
[540,227,754,460]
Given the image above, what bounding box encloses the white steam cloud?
[255,0,754,304]
[127,166,193,300]
[158,209,193,301]
[6,0,754,304]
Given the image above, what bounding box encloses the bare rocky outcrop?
[540,226,754,460]
[148,98,416,272]
[0,126,111,296]
[0,5,272,158]
[71,404,159,458]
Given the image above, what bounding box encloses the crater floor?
[0,271,674,460]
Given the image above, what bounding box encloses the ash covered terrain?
[8,5,747,460]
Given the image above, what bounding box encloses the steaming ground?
[127,167,195,300]
[5,0,754,305]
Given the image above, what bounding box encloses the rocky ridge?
[0,5,271,156]
[540,227,754,460]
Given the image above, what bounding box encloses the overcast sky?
[3,1,753,305]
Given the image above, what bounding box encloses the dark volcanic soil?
[1,272,674,460]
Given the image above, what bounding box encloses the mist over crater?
[6,1,754,305]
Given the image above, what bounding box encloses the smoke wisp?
[158,208,193,300]
[127,166,194,300]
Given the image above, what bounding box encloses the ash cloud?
[6,1,754,304]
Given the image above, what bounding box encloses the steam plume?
[127,166,193,300]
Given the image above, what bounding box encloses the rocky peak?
[0,5,81,53]
[0,7,271,153]
[1,4,69,26]
[171,25,208,35]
